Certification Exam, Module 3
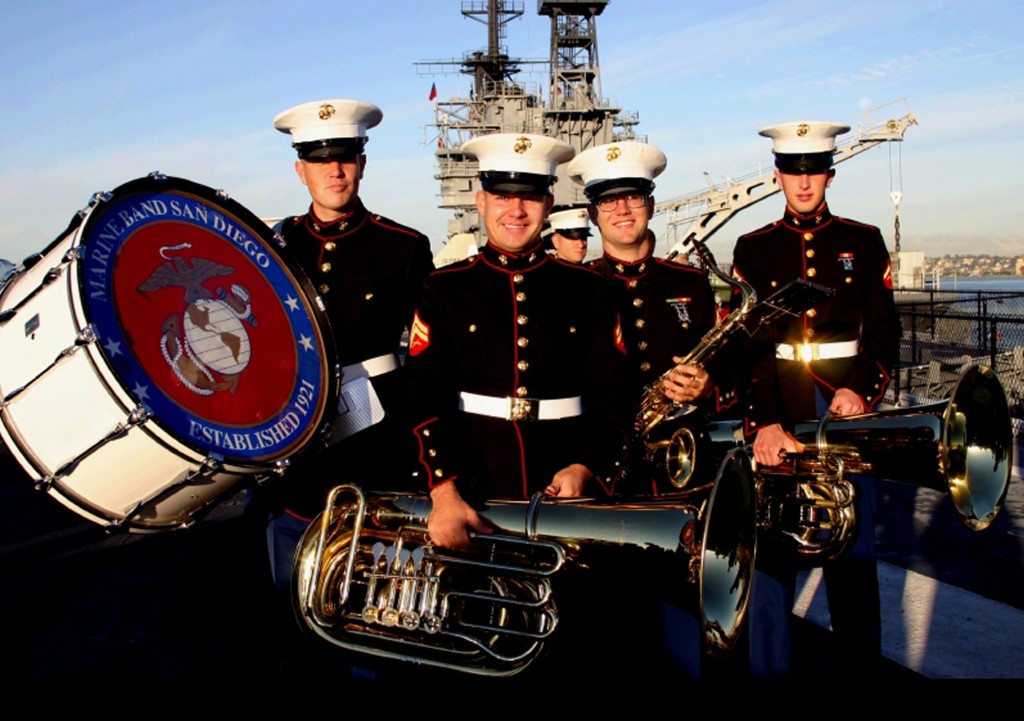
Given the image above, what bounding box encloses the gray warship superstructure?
[419,0,640,256]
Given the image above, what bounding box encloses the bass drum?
[0,174,336,532]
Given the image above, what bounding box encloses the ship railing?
[889,288,1024,434]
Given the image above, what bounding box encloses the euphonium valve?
[292,450,757,675]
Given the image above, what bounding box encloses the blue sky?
[1,0,1021,264]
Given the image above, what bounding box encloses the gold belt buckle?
[508,397,538,421]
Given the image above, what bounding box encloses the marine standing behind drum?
[731,120,900,674]
[405,133,627,551]
[265,99,434,589]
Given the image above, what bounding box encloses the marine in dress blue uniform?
[408,134,627,550]
[568,141,733,495]
[545,208,590,264]
[569,141,731,678]
[264,99,434,587]
[731,120,900,675]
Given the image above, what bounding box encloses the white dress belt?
[775,340,859,362]
[341,353,399,381]
[458,391,583,422]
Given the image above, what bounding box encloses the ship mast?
[420,0,640,257]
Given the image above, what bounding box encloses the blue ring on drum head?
[77,177,331,466]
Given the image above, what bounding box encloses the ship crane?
[657,99,917,259]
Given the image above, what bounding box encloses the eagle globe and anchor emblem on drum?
[79,176,334,467]
[140,242,257,397]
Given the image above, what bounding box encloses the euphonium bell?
[292,449,757,676]
[757,364,1013,560]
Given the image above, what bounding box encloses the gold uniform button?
[365,292,373,300]
[516,292,526,302]
[324,241,336,252]
[319,284,330,294]
[640,361,651,372]
[638,341,648,350]
[803,232,814,241]
[469,324,477,333]
[428,449,437,457]
[518,337,529,348]
[805,328,816,339]
[422,429,431,437]
[770,280,778,288]
[806,249,815,258]
[633,297,644,308]
[806,308,817,318]
[516,386,528,397]
[517,360,529,371]
[635,319,645,329]
[628,279,638,289]
[321,262,332,272]
[517,315,528,326]
[434,469,444,478]
[845,277,853,284]
[807,267,817,278]
[569,326,576,333]
[513,273,524,284]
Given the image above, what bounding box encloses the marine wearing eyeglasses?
[569,141,733,454]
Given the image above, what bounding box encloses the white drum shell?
[0,229,250,531]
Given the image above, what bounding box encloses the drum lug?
[216,188,230,201]
[273,232,286,249]
[147,171,167,182]
[128,405,151,425]
[81,191,113,217]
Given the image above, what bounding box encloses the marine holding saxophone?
[566,141,745,677]
[568,142,738,500]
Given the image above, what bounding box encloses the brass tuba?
[292,449,756,676]
[756,364,1013,561]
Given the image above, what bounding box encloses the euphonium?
[757,364,1013,561]
[292,449,757,676]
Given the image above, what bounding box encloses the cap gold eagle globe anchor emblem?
[797,123,811,137]
[318,103,336,120]
[513,136,532,154]
[605,146,621,162]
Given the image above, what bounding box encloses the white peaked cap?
[758,120,851,154]
[273,99,383,145]
[567,141,667,193]
[548,208,590,232]
[462,133,575,178]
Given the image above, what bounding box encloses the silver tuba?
[756,364,1013,561]
[292,449,756,676]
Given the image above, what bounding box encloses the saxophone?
[620,238,757,493]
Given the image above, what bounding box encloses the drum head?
[76,175,335,467]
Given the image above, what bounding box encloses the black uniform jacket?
[407,242,629,502]
[589,250,734,410]
[279,202,434,517]
[731,204,899,434]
